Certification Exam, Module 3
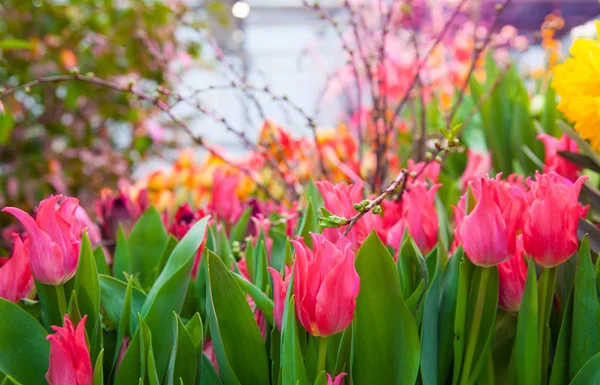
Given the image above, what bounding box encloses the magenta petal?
[314,250,360,337]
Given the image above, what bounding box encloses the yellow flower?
[552,21,600,151]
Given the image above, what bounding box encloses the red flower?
[523,172,587,267]
[46,315,93,385]
[317,181,381,250]
[293,234,360,337]
[459,150,492,190]
[459,177,517,267]
[498,235,528,312]
[3,195,84,285]
[538,134,580,182]
[208,172,243,224]
[0,235,34,303]
[386,182,440,253]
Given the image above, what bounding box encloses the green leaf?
[557,151,600,173]
[93,350,104,385]
[74,232,102,361]
[0,376,22,385]
[230,207,252,243]
[233,272,275,324]
[459,265,499,385]
[0,299,49,385]
[206,251,270,385]
[570,236,600,378]
[67,290,82,325]
[438,247,463,383]
[200,353,223,385]
[128,207,168,289]
[398,236,428,313]
[156,235,179,278]
[352,232,420,385]
[110,277,135,376]
[167,313,197,385]
[569,353,600,385]
[113,225,132,281]
[117,217,208,382]
[0,39,34,51]
[185,313,204,383]
[0,105,14,145]
[452,258,472,385]
[297,199,317,248]
[93,246,111,276]
[420,247,443,385]
[99,275,146,330]
[254,240,269,292]
[512,258,539,385]
[549,290,574,385]
[281,296,309,385]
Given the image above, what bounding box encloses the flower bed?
[1,3,600,385]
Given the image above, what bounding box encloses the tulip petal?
[314,249,360,336]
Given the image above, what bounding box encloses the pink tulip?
[459,177,517,267]
[459,150,492,190]
[292,234,360,337]
[3,195,84,285]
[0,235,34,303]
[208,172,243,224]
[268,267,291,331]
[46,315,93,385]
[498,235,528,312]
[317,181,381,250]
[523,172,587,268]
[387,182,440,253]
[538,134,580,182]
[328,372,347,385]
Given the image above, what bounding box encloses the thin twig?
[343,169,408,236]
[0,74,280,202]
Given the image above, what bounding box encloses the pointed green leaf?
[128,207,168,289]
[74,232,101,361]
[352,232,420,385]
[206,252,269,385]
[115,218,208,383]
[113,225,132,281]
[570,236,600,378]
[0,299,49,385]
[167,313,197,385]
[569,353,600,385]
[93,350,104,385]
[94,246,111,276]
[513,258,539,385]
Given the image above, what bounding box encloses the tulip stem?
[56,284,67,320]
[316,336,328,378]
[460,266,490,385]
[537,266,557,383]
